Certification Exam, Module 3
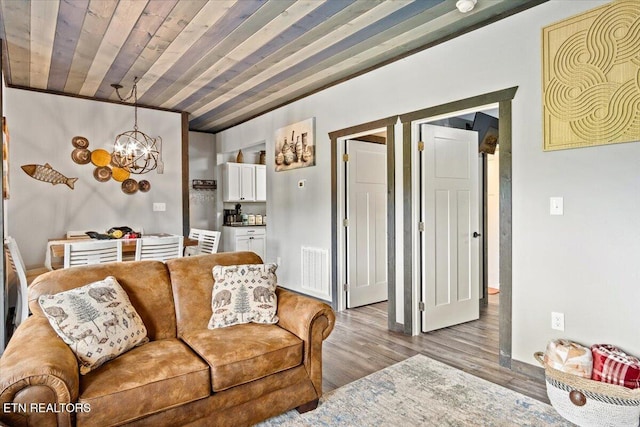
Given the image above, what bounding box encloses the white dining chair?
[135,235,183,262]
[63,239,123,268]
[4,237,30,328]
[185,228,221,256]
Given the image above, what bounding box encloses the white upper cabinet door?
[223,163,242,201]
[239,164,256,201]
[223,163,256,202]
[255,165,266,201]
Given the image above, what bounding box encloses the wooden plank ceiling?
[0,0,543,133]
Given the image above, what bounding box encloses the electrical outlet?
[551,312,565,331]
[153,202,166,212]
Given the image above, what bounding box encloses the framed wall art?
[274,117,315,172]
[542,0,640,151]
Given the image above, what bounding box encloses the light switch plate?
[550,197,563,215]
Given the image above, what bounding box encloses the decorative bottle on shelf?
[236,149,244,163]
[259,150,266,165]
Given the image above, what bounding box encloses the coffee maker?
[224,204,242,225]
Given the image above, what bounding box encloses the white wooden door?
[421,125,480,332]
[347,139,387,308]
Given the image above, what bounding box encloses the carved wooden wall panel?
[543,0,640,151]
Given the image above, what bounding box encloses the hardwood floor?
[322,294,549,404]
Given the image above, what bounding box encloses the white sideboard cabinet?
[222,226,266,260]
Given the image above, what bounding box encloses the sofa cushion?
[209,263,278,328]
[77,338,210,426]
[38,276,148,374]
[166,251,264,336]
[182,323,302,392]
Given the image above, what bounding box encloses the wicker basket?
[535,352,640,427]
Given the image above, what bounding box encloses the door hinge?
[343,218,349,227]
[419,301,425,311]
[343,283,349,292]
[417,141,424,152]
[418,222,424,232]
[343,153,349,162]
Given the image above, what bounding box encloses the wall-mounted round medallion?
[111,167,130,182]
[91,149,112,167]
[122,178,138,194]
[93,166,112,182]
[71,148,91,164]
[138,180,151,192]
[72,136,89,149]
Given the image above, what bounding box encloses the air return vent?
[301,247,330,298]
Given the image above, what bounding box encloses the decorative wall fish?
[21,163,77,189]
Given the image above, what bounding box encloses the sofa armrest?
[276,288,335,397]
[1,315,79,427]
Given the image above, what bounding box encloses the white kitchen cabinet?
[222,226,266,260]
[223,163,256,202]
[255,164,266,201]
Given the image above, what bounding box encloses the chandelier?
[111,77,160,174]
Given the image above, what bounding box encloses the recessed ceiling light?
[456,0,477,13]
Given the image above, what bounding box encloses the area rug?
[258,355,571,426]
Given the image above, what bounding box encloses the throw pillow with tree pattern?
[38,276,148,374]
[209,263,278,328]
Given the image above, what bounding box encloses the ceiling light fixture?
[456,0,477,13]
[110,77,160,175]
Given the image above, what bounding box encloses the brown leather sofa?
[0,251,335,427]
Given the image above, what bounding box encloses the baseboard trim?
[389,322,404,333]
[511,359,545,381]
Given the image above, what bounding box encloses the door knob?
[473,231,481,238]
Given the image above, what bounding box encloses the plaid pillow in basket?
[591,344,640,389]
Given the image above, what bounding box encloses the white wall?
[216,0,639,366]
[189,131,216,231]
[5,88,183,268]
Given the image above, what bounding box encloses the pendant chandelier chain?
[113,76,140,131]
